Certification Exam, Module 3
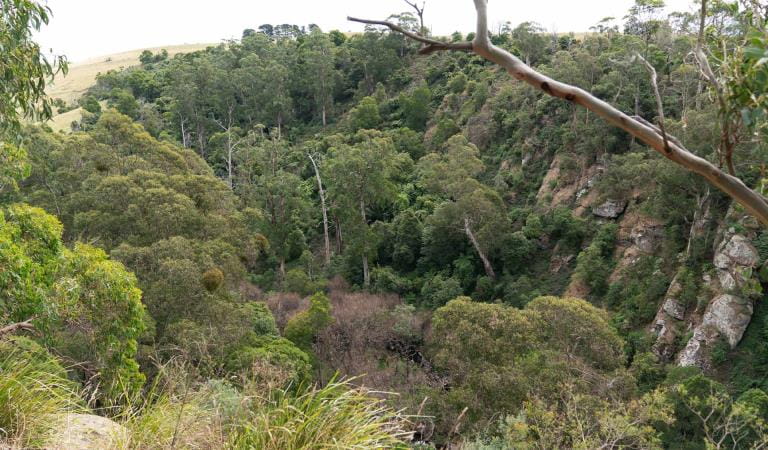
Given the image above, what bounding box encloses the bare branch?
[635,53,670,153]
[0,318,36,337]
[348,0,768,226]
[347,16,472,55]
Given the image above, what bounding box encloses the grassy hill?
[45,44,213,132]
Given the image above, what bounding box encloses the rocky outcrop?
[675,209,761,370]
[592,199,627,219]
[49,413,128,449]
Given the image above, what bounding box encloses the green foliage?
[284,268,326,296]
[574,224,618,297]
[348,96,382,131]
[0,204,146,402]
[429,296,626,431]
[420,274,463,308]
[201,267,225,292]
[399,84,431,131]
[284,292,332,353]
[0,0,67,137]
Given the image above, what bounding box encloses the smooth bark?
[464,216,495,280]
[308,153,331,265]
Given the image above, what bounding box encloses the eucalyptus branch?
[348,0,768,225]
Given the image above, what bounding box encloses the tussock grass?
[0,345,85,448]
[230,378,411,449]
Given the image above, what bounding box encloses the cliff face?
[530,148,763,371]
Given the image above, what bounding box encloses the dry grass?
[44,44,214,133]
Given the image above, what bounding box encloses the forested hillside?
[2,0,768,448]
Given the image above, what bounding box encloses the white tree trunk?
[464,216,495,280]
[308,153,331,266]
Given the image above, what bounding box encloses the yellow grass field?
[45,43,214,132]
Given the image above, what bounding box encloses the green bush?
[284,292,332,353]
[284,268,326,296]
[420,274,463,308]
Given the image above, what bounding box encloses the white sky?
[37,0,697,62]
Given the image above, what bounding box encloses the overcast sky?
[37,0,697,62]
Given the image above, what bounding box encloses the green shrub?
[284,268,326,296]
[420,274,463,308]
[201,268,224,292]
[284,292,332,353]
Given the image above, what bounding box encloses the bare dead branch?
[403,0,426,34]
[347,16,472,55]
[348,0,768,226]
[0,318,36,337]
[635,53,670,153]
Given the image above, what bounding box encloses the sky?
[37,0,697,63]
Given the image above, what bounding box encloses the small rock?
[49,413,128,450]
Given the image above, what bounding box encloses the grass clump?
[230,378,411,449]
[0,337,85,448]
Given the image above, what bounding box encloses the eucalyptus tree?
[301,29,338,127]
[418,135,504,279]
[324,130,409,287]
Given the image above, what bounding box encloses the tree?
[348,0,768,226]
[236,133,311,280]
[325,130,409,287]
[301,30,338,127]
[418,135,503,279]
[0,0,67,138]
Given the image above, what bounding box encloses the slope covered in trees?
[1,0,768,448]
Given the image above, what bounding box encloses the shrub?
[201,268,224,292]
[284,268,326,296]
[284,292,333,353]
[420,274,463,308]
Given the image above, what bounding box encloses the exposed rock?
[713,234,759,269]
[662,297,686,321]
[679,294,753,368]
[630,222,665,254]
[651,273,687,361]
[49,413,128,449]
[592,199,627,219]
[705,294,754,347]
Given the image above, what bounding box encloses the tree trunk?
[334,216,344,254]
[322,104,327,128]
[360,198,370,288]
[308,153,331,266]
[464,216,495,280]
[279,257,286,282]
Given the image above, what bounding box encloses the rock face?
[592,199,627,219]
[49,414,128,449]
[676,220,760,369]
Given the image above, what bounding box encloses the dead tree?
[403,0,426,35]
[348,0,768,226]
[308,152,331,266]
